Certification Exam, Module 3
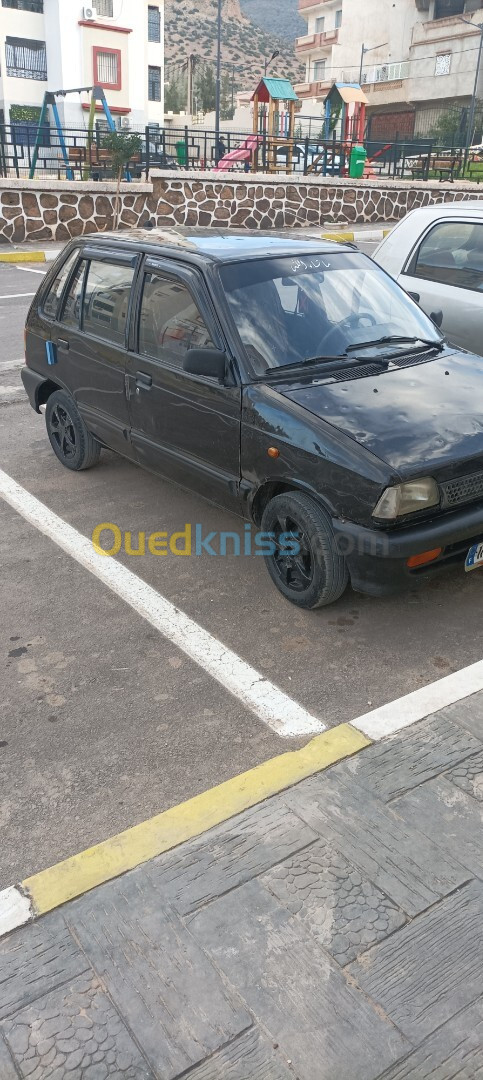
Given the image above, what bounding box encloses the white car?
[373,203,483,354]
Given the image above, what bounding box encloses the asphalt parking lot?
[2,248,483,891]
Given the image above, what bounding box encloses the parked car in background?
[20,230,483,609]
[373,203,483,354]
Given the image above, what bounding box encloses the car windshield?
[218,251,442,375]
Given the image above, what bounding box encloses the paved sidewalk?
[1,695,483,1078]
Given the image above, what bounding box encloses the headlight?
[373,478,439,520]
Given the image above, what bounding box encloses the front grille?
[441,471,483,509]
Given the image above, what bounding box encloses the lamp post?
[214,0,222,163]
[359,41,388,86]
[264,49,280,77]
[459,17,483,168]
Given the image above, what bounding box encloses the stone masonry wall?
[1,171,483,244]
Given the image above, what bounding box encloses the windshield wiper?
[259,353,390,380]
[344,335,444,354]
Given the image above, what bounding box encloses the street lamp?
[264,50,280,77]
[459,17,483,166]
[214,0,222,163]
[359,41,388,86]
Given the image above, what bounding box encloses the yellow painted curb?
[0,251,46,263]
[23,722,370,915]
[383,229,392,237]
[321,231,355,242]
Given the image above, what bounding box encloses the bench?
[409,154,462,183]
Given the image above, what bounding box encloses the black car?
[21,228,483,609]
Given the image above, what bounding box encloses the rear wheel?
[45,390,101,471]
[261,491,349,609]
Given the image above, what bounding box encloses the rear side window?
[83,260,135,346]
[42,250,78,319]
[60,259,87,329]
[409,221,483,293]
[138,272,214,368]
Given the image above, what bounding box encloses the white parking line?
[15,267,47,275]
[0,468,325,739]
[0,359,23,372]
[352,662,483,740]
[0,292,36,300]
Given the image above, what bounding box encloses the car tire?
[261,491,349,609]
[45,390,101,471]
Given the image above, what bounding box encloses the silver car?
[373,202,483,354]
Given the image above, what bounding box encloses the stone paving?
[1,696,483,1078]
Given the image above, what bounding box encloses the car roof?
[77,227,354,263]
[405,201,483,220]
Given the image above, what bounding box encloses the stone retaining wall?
[1,171,482,244]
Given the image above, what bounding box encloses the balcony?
[295,28,339,52]
[294,78,332,98]
[299,0,332,10]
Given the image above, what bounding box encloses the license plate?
[465,541,483,572]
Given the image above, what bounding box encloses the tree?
[196,65,216,114]
[101,131,142,229]
[220,71,235,121]
[165,74,185,113]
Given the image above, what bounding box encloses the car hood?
[280,349,483,477]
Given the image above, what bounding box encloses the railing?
[0,121,480,184]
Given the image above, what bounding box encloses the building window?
[5,37,47,80]
[2,0,43,10]
[148,65,161,101]
[313,59,327,81]
[93,47,121,90]
[96,0,114,14]
[335,9,342,28]
[435,52,452,76]
[434,0,464,18]
[315,16,325,32]
[148,6,161,42]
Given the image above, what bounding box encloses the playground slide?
[215,135,262,171]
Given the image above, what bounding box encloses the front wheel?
[261,491,349,609]
[45,390,101,471]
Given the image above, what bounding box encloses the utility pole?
[214,0,222,162]
[186,53,195,117]
[359,41,388,86]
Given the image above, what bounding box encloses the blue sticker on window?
[46,340,57,365]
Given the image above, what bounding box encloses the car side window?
[138,272,214,368]
[42,250,78,320]
[83,260,135,346]
[409,221,483,293]
[59,259,87,330]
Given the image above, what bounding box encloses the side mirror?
[430,310,443,328]
[183,347,227,381]
[407,290,420,303]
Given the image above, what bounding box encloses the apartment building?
[296,0,483,136]
[0,0,165,132]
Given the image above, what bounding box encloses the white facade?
[0,0,165,130]
[296,0,483,121]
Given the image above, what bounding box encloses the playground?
[1,73,482,184]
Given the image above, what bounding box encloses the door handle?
[58,338,70,351]
[135,371,152,390]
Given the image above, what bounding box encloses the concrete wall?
[1,171,483,244]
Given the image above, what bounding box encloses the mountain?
[164,0,304,92]
[239,0,304,43]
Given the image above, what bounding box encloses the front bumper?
[332,503,483,596]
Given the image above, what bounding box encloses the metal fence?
[1,121,481,183]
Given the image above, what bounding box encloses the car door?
[56,247,138,456]
[399,219,483,353]
[126,258,242,511]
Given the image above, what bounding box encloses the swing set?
[29,85,116,180]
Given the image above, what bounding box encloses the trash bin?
[175,140,187,167]
[349,144,367,179]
